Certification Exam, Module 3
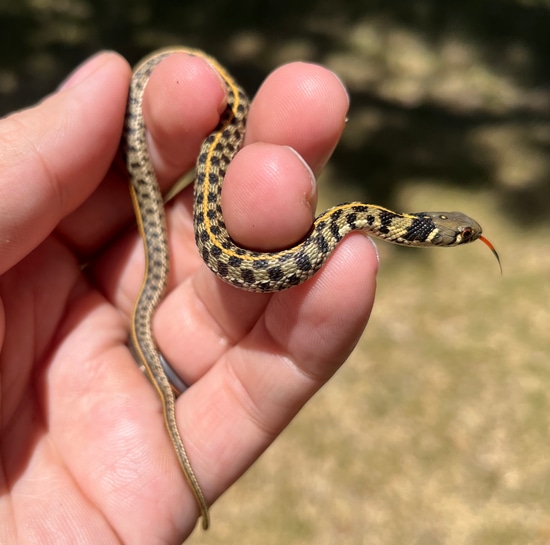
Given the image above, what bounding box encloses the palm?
[0,52,376,544]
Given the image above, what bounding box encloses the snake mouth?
[479,235,502,274]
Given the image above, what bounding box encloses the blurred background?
[2,1,549,543]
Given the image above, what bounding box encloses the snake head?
[421,211,502,272]
[421,211,482,246]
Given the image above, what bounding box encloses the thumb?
[0,51,130,274]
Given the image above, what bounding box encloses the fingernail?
[58,51,114,91]
[365,236,380,265]
[284,146,316,196]
[330,72,350,110]
[200,58,230,115]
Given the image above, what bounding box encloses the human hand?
[0,50,377,543]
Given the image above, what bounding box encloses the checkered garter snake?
[124,47,500,530]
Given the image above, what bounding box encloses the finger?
[57,51,228,257]
[142,52,228,186]
[90,52,232,308]
[245,62,349,174]
[177,234,378,501]
[221,143,317,250]
[219,61,350,250]
[0,52,130,275]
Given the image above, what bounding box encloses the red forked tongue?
[479,235,502,274]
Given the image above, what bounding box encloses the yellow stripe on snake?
[124,47,500,530]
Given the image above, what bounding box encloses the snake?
[124,47,500,530]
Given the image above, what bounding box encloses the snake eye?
[461,227,473,241]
